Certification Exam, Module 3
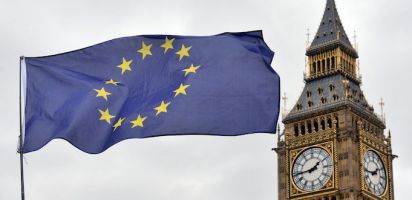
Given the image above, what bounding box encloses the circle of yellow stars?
[93,36,200,132]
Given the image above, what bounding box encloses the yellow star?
[137,41,153,60]
[161,36,175,54]
[130,114,147,128]
[98,108,115,124]
[154,101,171,116]
[176,44,192,61]
[113,117,126,132]
[182,64,200,76]
[105,79,120,86]
[173,84,190,97]
[94,87,111,101]
[117,57,133,75]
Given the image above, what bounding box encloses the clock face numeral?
[292,147,333,192]
[363,150,387,196]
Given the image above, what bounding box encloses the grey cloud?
[0,0,411,199]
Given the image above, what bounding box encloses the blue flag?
[21,31,280,154]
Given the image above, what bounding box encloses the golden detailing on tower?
[276,0,395,199]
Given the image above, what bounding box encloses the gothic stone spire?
[307,0,358,58]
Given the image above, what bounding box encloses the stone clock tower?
[275,0,396,199]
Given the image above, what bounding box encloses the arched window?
[327,58,331,72]
[317,61,321,72]
[301,124,306,135]
[312,62,317,74]
[314,120,319,132]
[294,124,299,137]
[308,101,314,107]
[333,95,339,101]
[335,116,339,129]
[322,60,326,72]
[327,118,332,128]
[318,88,324,95]
[329,84,335,91]
[321,119,326,130]
[307,121,312,134]
[344,60,348,71]
[307,91,312,98]
[321,97,327,104]
[331,57,335,70]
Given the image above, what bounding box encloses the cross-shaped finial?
[282,93,288,110]
[379,98,385,116]
[306,29,310,48]
[353,30,358,51]
[281,93,288,119]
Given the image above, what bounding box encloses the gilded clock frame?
[289,141,336,197]
[360,130,391,200]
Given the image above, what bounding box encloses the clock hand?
[308,161,320,173]
[371,168,380,176]
[293,161,320,176]
[294,169,311,176]
[364,167,379,176]
[321,155,330,162]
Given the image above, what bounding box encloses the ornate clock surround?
[289,141,337,198]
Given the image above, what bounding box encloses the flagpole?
[19,56,26,200]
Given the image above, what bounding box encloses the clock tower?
[275,0,396,199]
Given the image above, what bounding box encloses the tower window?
[314,120,319,132]
[321,97,327,104]
[322,60,326,72]
[317,61,321,72]
[359,93,364,100]
[296,104,303,111]
[335,116,339,129]
[307,121,312,133]
[327,118,332,128]
[294,124,299,137]
[321,119,326,130]
[333,95,339,101]
[301,124,306,135]
[327,58,331,71]
[329,84,335,91]
[308,101,314,107]
[312,62,316,74]
[352,90,358,96]
[306,91,312,98]
[318,88,324,95]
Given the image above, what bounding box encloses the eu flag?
[21,31,280,154]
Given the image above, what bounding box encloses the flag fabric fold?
[21,31,280,154]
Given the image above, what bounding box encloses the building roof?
[283,74,385,128]
[306,0,358,58]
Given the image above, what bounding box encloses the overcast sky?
[1,0,411,199]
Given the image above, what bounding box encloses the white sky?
[1,0,411,199]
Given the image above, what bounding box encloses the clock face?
[292,147,333,192]
[363,150,387,196]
